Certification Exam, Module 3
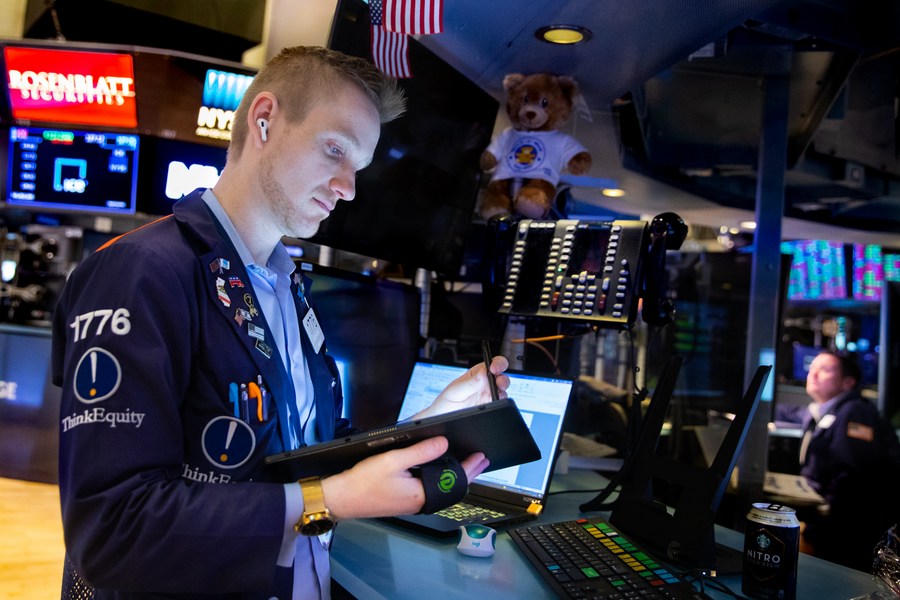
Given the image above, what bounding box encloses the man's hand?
[412,355,511,421]
[321,436,489,520]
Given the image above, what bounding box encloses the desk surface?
[331,470,892,600]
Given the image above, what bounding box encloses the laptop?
[383,360,575,537]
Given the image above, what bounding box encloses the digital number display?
[6,126,140,215]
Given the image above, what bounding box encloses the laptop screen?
[397,361,573,499]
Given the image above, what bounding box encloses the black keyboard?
[509,518,709,599]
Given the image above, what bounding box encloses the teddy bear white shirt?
[486,127,588,186]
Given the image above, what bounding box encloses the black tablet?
[264,398,541,480]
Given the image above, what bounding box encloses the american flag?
[370,0,412,78]
[384,0,444,35]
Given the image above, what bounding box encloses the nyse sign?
[196,107,235,141]
[195,69,254,142]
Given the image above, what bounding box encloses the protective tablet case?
[264,397,541,481]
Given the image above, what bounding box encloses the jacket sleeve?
[52,241,287,594]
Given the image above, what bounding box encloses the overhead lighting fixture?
[535,25,592,45]
[601,188,626,198]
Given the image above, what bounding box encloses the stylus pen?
[482,339,500,402]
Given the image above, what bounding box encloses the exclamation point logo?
[221,420,238,462]
[89,350,98,398]
[201,416,256,469]
[74,347,122,403]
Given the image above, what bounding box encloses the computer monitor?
[851,243,885,302]
[136,136,226,216]
[322,0,500,276]
[5,125,139,215]
[299,262,421,430]
[781,239,848,301]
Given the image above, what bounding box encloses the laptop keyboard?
[434,501,506,522]
[509,518,708,599]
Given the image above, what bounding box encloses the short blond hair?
[230,46,406,156]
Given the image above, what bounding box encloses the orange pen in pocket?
[248,381,264,421]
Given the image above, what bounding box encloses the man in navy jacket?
[52,46,507,599]
[777,350,900,571]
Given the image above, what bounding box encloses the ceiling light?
[601,188,626,198]
[536,25,592,45]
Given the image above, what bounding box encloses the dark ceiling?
[416,0,900,236]
[22,0,266,62]
[18,0,900,237]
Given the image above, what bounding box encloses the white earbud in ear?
[257,118,268,142]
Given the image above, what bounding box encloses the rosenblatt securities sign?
[4,46,137,129]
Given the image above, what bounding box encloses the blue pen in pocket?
[228,382,240,418]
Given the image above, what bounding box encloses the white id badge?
[302,308,325,354]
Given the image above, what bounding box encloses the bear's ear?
[502,73,526,92]
[555,75,580,101]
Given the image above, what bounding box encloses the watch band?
[295,476,334,535]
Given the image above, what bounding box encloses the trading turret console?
[497,216,689,329]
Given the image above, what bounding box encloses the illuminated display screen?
[6,126,140,215]
[851,244,885,302]
[781,240,848,301]
[131,52,255,145]
[885,253,900,282]
[4,46,137,128]
[196,68,254,142]
[136,137,226,216]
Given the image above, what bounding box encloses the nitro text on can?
[742,502,800,600]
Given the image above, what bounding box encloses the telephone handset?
[481,214,517,314]
[640,212,687,327]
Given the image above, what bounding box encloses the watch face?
[300,517,335,536]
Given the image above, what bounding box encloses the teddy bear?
[479,72,592,220]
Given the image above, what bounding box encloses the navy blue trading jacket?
[51,189,353,598]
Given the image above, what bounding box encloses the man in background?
[777,350,900,571]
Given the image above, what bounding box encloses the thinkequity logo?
[61,347,145,432]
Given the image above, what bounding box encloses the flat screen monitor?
[885,253,900,282]
[298,261,421,430]
[851,243,884,302]
[3,44,137,128]
[322,0,500,276]
[131,50,254,145]
[5,125,139,215]
[0,326,61,483]
[136,136,226,216]
[792,343,820,381]
[781,239,848,301]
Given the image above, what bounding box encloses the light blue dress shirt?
[202,189,331,600]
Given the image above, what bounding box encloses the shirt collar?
[201,188,295,277]
[813,390,850,421]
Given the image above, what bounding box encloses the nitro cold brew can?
[742,503,800,599]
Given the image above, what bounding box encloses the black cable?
[45,0,66,40]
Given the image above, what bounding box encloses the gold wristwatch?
[295,476,335,536]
